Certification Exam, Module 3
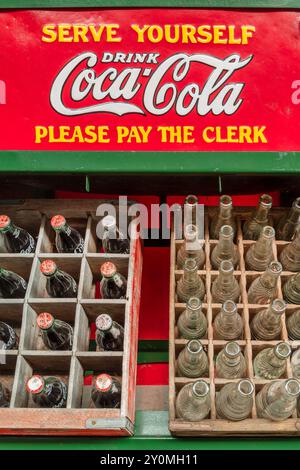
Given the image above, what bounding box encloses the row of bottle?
[0,214,130,255]
[0,373,121,409]
[176,378,300,422]
[0,260,127,299]
[0,312,124,351]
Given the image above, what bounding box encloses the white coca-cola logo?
[50,52,252,117]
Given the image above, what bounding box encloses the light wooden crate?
[0,200,142,436]
[169,207,300,436]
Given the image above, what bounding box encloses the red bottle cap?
[96,314,113,331]
[95,374,113,392]
[37,312,54,330]
[26,375,45,394]
[0,215,11,230]
[100,262,117,278]
[40,259,57,276]
[51,215,66,230]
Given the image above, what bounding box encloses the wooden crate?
[169,207,300,436]
[0,199,142,436]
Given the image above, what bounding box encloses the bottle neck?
[261,269,280,288]
[185,305,202,325]
[223,350,241,367]
[183,267,198,282]
[219,203,232,220]
[254,203,270,223]
[287,204,300,225]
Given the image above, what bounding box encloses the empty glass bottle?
[280,228,300,272]
[177,297,207,340]
[26,375,67,408]
[95,313,124,351]
[100,262,127,299]
[36,312,73,351]
[216,380,254,421]
[211,225,239,270]
[0,215,36,253]
[210,195,237,240]
[91,374,121,409]
[101,215,130,254]
[51,215,84,253]
[250,299,286,340]
[0,382,10,407]
[245,226,275,271]
[177,258,205,303]
[0,321,18,350]
[184,195,198,227]
[253,342,292,380]
[177,339,208,378]
[216,341,246,379]
[291,348,300,379]
[213,300,243,340]
[256,379,300,421]
[0,267,27,298]
[287,310,300,340]
[276,197,300,241]
[247,261,282,305]
[243,194,273,240]
[40,260,77,298]
[177,224,205,270]
[176,380,210,421]
[211,260,240,304]
[283,273,300,304]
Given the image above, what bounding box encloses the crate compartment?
[39,216,88,254]
[0,354,17,407]
[174,339,210,378]
[0,257,33,301]
[0,210,41,255]
[0,303,23,351]
[174,303,208,340]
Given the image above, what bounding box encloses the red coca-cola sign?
[0,9,300,150]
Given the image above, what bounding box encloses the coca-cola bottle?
[40,260,77,298]
[101,215,130,254]
[36,312,73,351]
[26,375,67,408]
[0,321,18,350]
[51,215,84,254]
[0,215,36,253]
[0,267,27,298]
[91,374,121,408]
[0,381,10,407]
[95,314,124,351]
[100,262,127,299]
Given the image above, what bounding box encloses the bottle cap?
[102,215,117,230]
[51,215,66,230]
[220,195,232,207]
[184,195,198,206]
[0,215,11,230]
[96,314,113,331]
[37,312,54,330]
[40,259,57,276]
[95,374,113,392]
[100,261,117,278]
[26,375,45,394]
[260,194,272,207]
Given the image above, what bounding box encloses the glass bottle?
[291,348,300,379]
[253,342,292,380]
[95,313,124,351]
[36,312,73,351]
[283,273,300,304]
[245,226,275,271]
[100,262,127,299]
[51,215,84,253]
[276,197,300,241]
[177,258,205,303]
[91,374,121,409]
[211,260,240,304]
[177,224,205,270]
[247,261,282,305]
[210,195,237,240]
[250,298,286,340]
[176,380,210,421]
[216,380,254,421]
[0,382,10,408]
[256,379,300,421]
[286,310,300,340]
[280,228,300,272]
[177,339,208,378]
[26,375,67,408]
[177,297,207,340]
[0,321,18,350]
[0,215,36,253]
[40,260,77,298]
[101,215,130,254]
[213,300,243,340]
[0,267,27,298]
[215,341,246,379]
[243,194,273,240]
[184,195,198,227]
[211,225,239,270]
